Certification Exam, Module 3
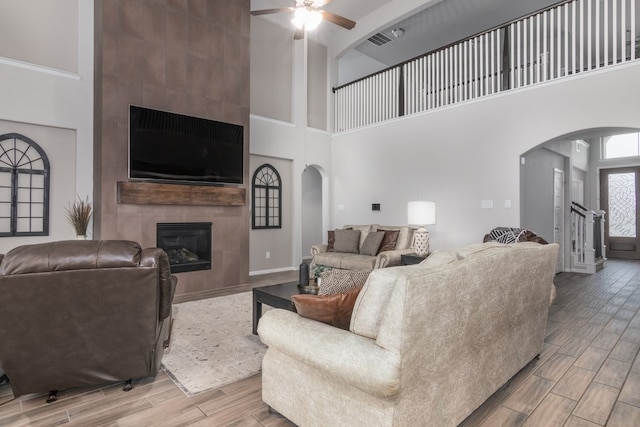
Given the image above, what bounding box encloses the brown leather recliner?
[0,240,177,398]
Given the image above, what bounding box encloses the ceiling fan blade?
[250,8,294,16]
[321,11,356,30]
[293,26,305,40]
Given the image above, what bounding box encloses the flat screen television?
[128,105,244,185]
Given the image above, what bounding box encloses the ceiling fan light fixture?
[292,7,323,30]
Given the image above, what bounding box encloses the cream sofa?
[258,242,558,426]
[310,224,415,270]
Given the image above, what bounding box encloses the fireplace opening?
[156,222,212,273]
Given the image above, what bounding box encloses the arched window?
[252,164,281,229]
[0,133,50,236]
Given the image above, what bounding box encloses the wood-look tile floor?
[1,260,640,426]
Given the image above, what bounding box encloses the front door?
[600,167,640,259]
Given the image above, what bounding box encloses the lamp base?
[413,228,430,257]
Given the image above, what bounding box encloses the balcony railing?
[334,0,639,133]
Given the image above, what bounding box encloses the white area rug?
[161,291,267,396]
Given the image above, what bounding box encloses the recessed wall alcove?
[94,0,251,301]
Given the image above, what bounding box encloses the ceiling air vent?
[368,32,392,47]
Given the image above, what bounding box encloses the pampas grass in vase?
[65,196,92,239]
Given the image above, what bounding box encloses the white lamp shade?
[407,201,436,226]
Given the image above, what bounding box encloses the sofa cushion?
[313,253,377,270]
[360,231,384,256]
[344,225,372,248]
[320,269,372,295]
[292,286,363,330]
[333,229,361,254]
[375,226,414,250]
[350,268,400,339]
[377,229,400,253]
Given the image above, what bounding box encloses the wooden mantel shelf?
[117,181,245,206]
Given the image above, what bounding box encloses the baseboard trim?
[172,283,257,304]
[249,266,296,276]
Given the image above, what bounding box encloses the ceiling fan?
[251,0,356,40]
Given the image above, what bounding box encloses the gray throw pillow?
[333,229,361,254]
[360,231,385,256]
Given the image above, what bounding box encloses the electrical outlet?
[265,251,270,259]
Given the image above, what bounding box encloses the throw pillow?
[326,230,335,252]
[360,231,384,256]
[377,229,400,253]
[291,286,363,330]
[319,269,372,295]
[333,229,361,254]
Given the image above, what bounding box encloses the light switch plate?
[481,200,494,209]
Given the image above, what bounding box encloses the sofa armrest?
[310,244,327,257]
[375,248,416,268]
[258,309,401,398]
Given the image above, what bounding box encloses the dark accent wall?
[94,0,250,298]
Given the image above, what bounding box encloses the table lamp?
[407,201,436,256]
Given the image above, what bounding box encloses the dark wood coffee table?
[252,281,301,335]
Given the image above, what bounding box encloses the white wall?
[0,0,78,73]
[302,166,323,258]
[307,40,328,130]
[337,49,388,86]
[0,0,93,252]
[521,147,565,244]
[250,17,294,122]
[249,15,333,273]
[331,62,640,251]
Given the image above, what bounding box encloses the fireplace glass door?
[156,222,212,273]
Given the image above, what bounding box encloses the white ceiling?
[251,0,567,66]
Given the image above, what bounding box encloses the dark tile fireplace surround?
[156,222,212,273]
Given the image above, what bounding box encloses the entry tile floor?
[461,258,640,426]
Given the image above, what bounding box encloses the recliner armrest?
[141,248,177,321]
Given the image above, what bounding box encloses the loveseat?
[310,224,415,271]
[259,242,559,426]
[0,240,177,398]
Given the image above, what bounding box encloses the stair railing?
[570,201,606,273]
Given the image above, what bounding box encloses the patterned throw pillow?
[292,286,364,330]
[319,269,372,295]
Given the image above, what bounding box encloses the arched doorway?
[521,127,640,273]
